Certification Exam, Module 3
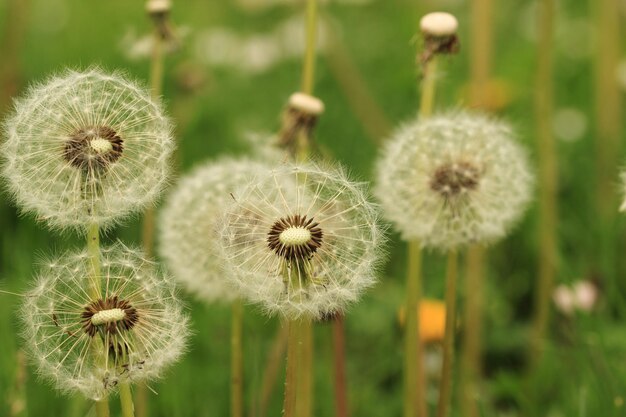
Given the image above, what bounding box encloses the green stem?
[436,250,458,417]
[404,241,425,417]
[87,223,110,417]
[120,383,135,417]
[295,320,313,417]
[136,10,167,417]
[332,314,349,417]
[283,319,304,417]
[529,0,556,373]
[231,299,244,417]
[460,245,485,417]
[301,0,317,95]
[403,54,439,417]
[419,59,438,118]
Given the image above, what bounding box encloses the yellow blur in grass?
[398,299,446,344]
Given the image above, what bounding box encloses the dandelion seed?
[375,111,533,249]
[159,158,272,303]
[1,68,174,232]
[21,243,188,400]
[219,162,385,319]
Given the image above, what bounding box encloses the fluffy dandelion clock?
[219,163,385,319]
[159,158,272,302]
[21,244,188,400]
[375,111,533,249]
[1,68,174,232]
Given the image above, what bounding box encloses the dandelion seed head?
[159,158,273,303]
[1,68,175,233]
[21,243,189,400]
[375,111,533,249]
[219,162,386,320]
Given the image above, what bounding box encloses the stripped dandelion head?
[159,158,272,303]
[375,111,533,249]
[219,162,385,319]
[1,68,174,232]
[21,244,188,400]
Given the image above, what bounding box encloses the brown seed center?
[81,296,138,338]
[267,214,323,261]
[64,126,124,172]
[430,161,480,197]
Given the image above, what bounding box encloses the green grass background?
[1,0,626,416]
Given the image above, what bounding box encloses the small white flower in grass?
[375,111,534,249]
[219,162,386,320]
[1,68,174,232]
[159,158,272,303]
[21,243,188,400]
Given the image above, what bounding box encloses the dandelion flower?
[1,68,174,232]
[21,243,188,400]
[159,158,272,303]
[375,111,533,249]
[219,162,385,319]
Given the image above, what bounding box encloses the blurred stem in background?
[137,1,172,416]
[592,0,622,306]
[403,50,440,417]
[323,20,392,145]
[2,1,29,414]
[0,0,27,113]
[460,0,494,415]
[528,0,557,384]
[436,250,458,417]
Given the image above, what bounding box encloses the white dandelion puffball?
[219,162,385,319]
[21,244,188,400]
[1,68,174,232]
[375,111,533,249]
[159,158,272,303]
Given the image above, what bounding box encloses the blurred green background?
[1,0,626,416]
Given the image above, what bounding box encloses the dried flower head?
[159,158,272,303]
[375,111,533,249]
[1,68,174,232]
[219,162,385,319]
[21,244,188,400]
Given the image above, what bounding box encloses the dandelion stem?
[137,5,167,416]
[231,299,244,417]
[87,222,110,417]
[87,223,101,300]
[436,250,458,417]
[404,55,439,417]
[119,383,135,417]
[404,241,425,417]
[460,245,485,417]
[295,320,313,417]
[528,0,556,374]
[283,318,304,417]
[419,59,438,118]
[332,314,349,417]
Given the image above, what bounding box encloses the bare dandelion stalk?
[259,325,289,417]
[460,245,484,417]
[137,2,172,415]
[231,299,244,417]
[404,13,455,417]
[593,0,622,306]
[87,223,111,417]
[436,251,458,417]
[293,3,319,416]
[528,0,557,374]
